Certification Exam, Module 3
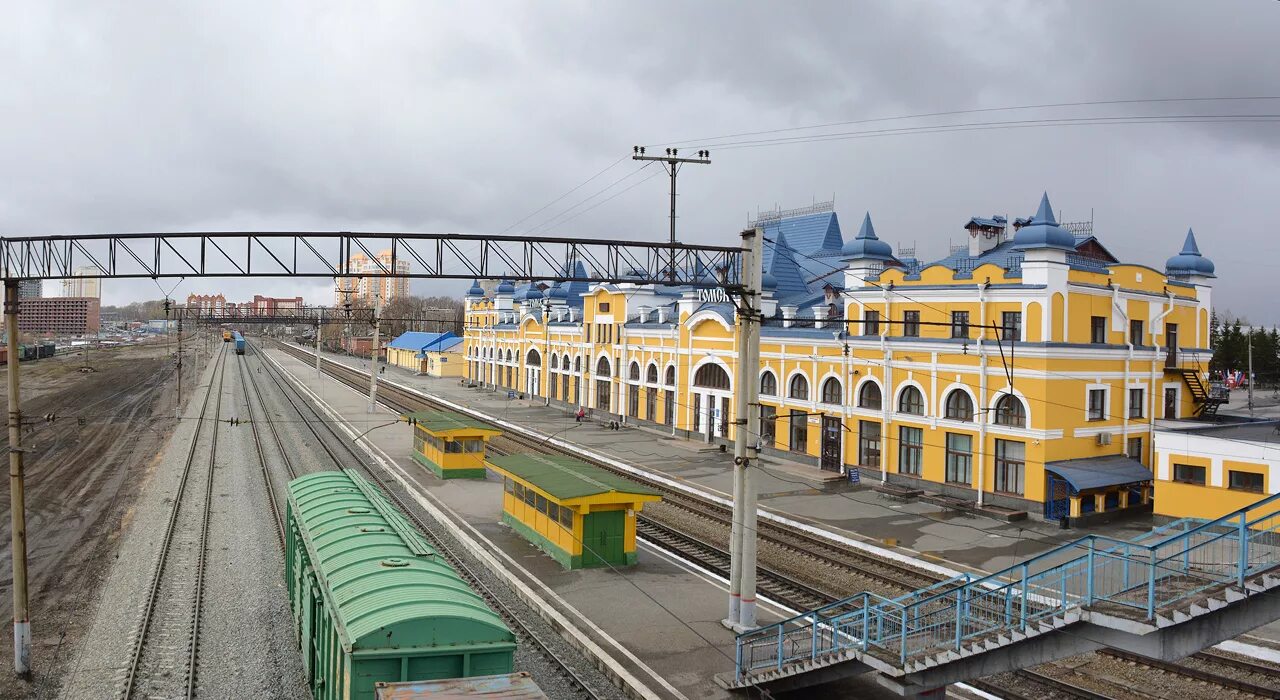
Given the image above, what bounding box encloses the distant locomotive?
[232,331,245,355]
[222,330,232,343]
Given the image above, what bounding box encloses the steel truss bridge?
[0,231,743,289]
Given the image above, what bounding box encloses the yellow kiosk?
[404,410,502,479]
[486,454,661,569]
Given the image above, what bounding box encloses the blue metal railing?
[735,491,1280,680]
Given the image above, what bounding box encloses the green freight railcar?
[285,470,516,700]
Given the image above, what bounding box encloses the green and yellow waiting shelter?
[404,410,502,479]
[486,454,661,569]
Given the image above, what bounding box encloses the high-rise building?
[335,250,410,308]
[61,266,102,299]
[17,280,42,299]
[7,297,101,335]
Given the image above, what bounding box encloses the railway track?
[235,349,301,547]
[121,345,228,700]
[273,343,1280,700]
[250,340,609,699]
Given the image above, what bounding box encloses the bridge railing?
[735,491,1280,680]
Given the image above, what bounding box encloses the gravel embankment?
[192,354,308,698]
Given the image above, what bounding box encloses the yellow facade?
[463,200,1218,516]
[1153,423,1279,522]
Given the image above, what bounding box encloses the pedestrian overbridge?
[721,492,1280,697]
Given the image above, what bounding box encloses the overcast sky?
[4,2,1278,322]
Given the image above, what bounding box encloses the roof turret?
[496,279,515,294]
[1011,193,1075,251]
[465,279,484,297]
[840,213,896,261]
[1165,228,1215,277]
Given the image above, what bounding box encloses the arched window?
[646,364,659,384]
[596,357,611,377]
[821,378,842,404]
[944,390,974,421]
[994,394,1026,427]
[505,349,513,363]
[665,365,676,386]
[549,352,558,369]
[574,356,581,372]
[629,362,641,381]
[563,355,572,370]
[760,371,778,396]
[858,382,882,410]
[789,374,809,400]
[694,364,731,390]
[525,349,541,367]
[898,386,924,415]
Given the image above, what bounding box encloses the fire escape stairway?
[1177,368,1227,417]
[726,492,1280,693]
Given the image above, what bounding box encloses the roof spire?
[1034,192,1057,226]
[856,212,878,240]
[1181,228,1201,255]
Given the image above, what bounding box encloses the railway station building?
[487,454,661,569]
[461,195,1220,520]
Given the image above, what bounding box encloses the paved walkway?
[267,348,806,700]
[303,346,1155,575]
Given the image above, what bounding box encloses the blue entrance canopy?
[1045,455,1153,492]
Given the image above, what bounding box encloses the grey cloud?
[2,1,1278,321]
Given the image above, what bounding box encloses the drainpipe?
[1112,284,1132,455]
[671,318,680,437]
[976,282,988,506]
[881,284,891,484]
[1149,291,1176,463]
[841,333,851,475]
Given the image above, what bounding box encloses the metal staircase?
[1166,356,1228,417]
[728,492,1280,692]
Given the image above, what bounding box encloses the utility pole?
[315,308,323,379]
[632,146,710,280]
[1248,330,1254,415]
[725,228,762,632]
[5,281,30,676]
[368,294,381,413]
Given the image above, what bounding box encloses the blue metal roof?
[387,331,460,352]
[762,211,844,255]
[1045,455,1153,492]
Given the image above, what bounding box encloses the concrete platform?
[304,346,1153,575]
[265,349,774,699]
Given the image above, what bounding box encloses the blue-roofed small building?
[462,195,1220,521]
[386,331,465,377]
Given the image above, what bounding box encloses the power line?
[497,155,629,235]
[658,95,1280,147]
[524,162,656,235]
[686,114,1280,153]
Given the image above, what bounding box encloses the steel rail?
[235,351,295,549]
[277,343,1280,700]
[249,339,605,699]
[282,343,943,593]
[123,345,227,700]
[1102,649,1280,699]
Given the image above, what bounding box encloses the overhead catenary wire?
[497,155,630,235]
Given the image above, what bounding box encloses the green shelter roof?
[403,409,502,437]
[287,470,513,652]
[486,454,662,501]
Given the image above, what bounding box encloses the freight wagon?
[286,470,516,700]
[233,331,245,355]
